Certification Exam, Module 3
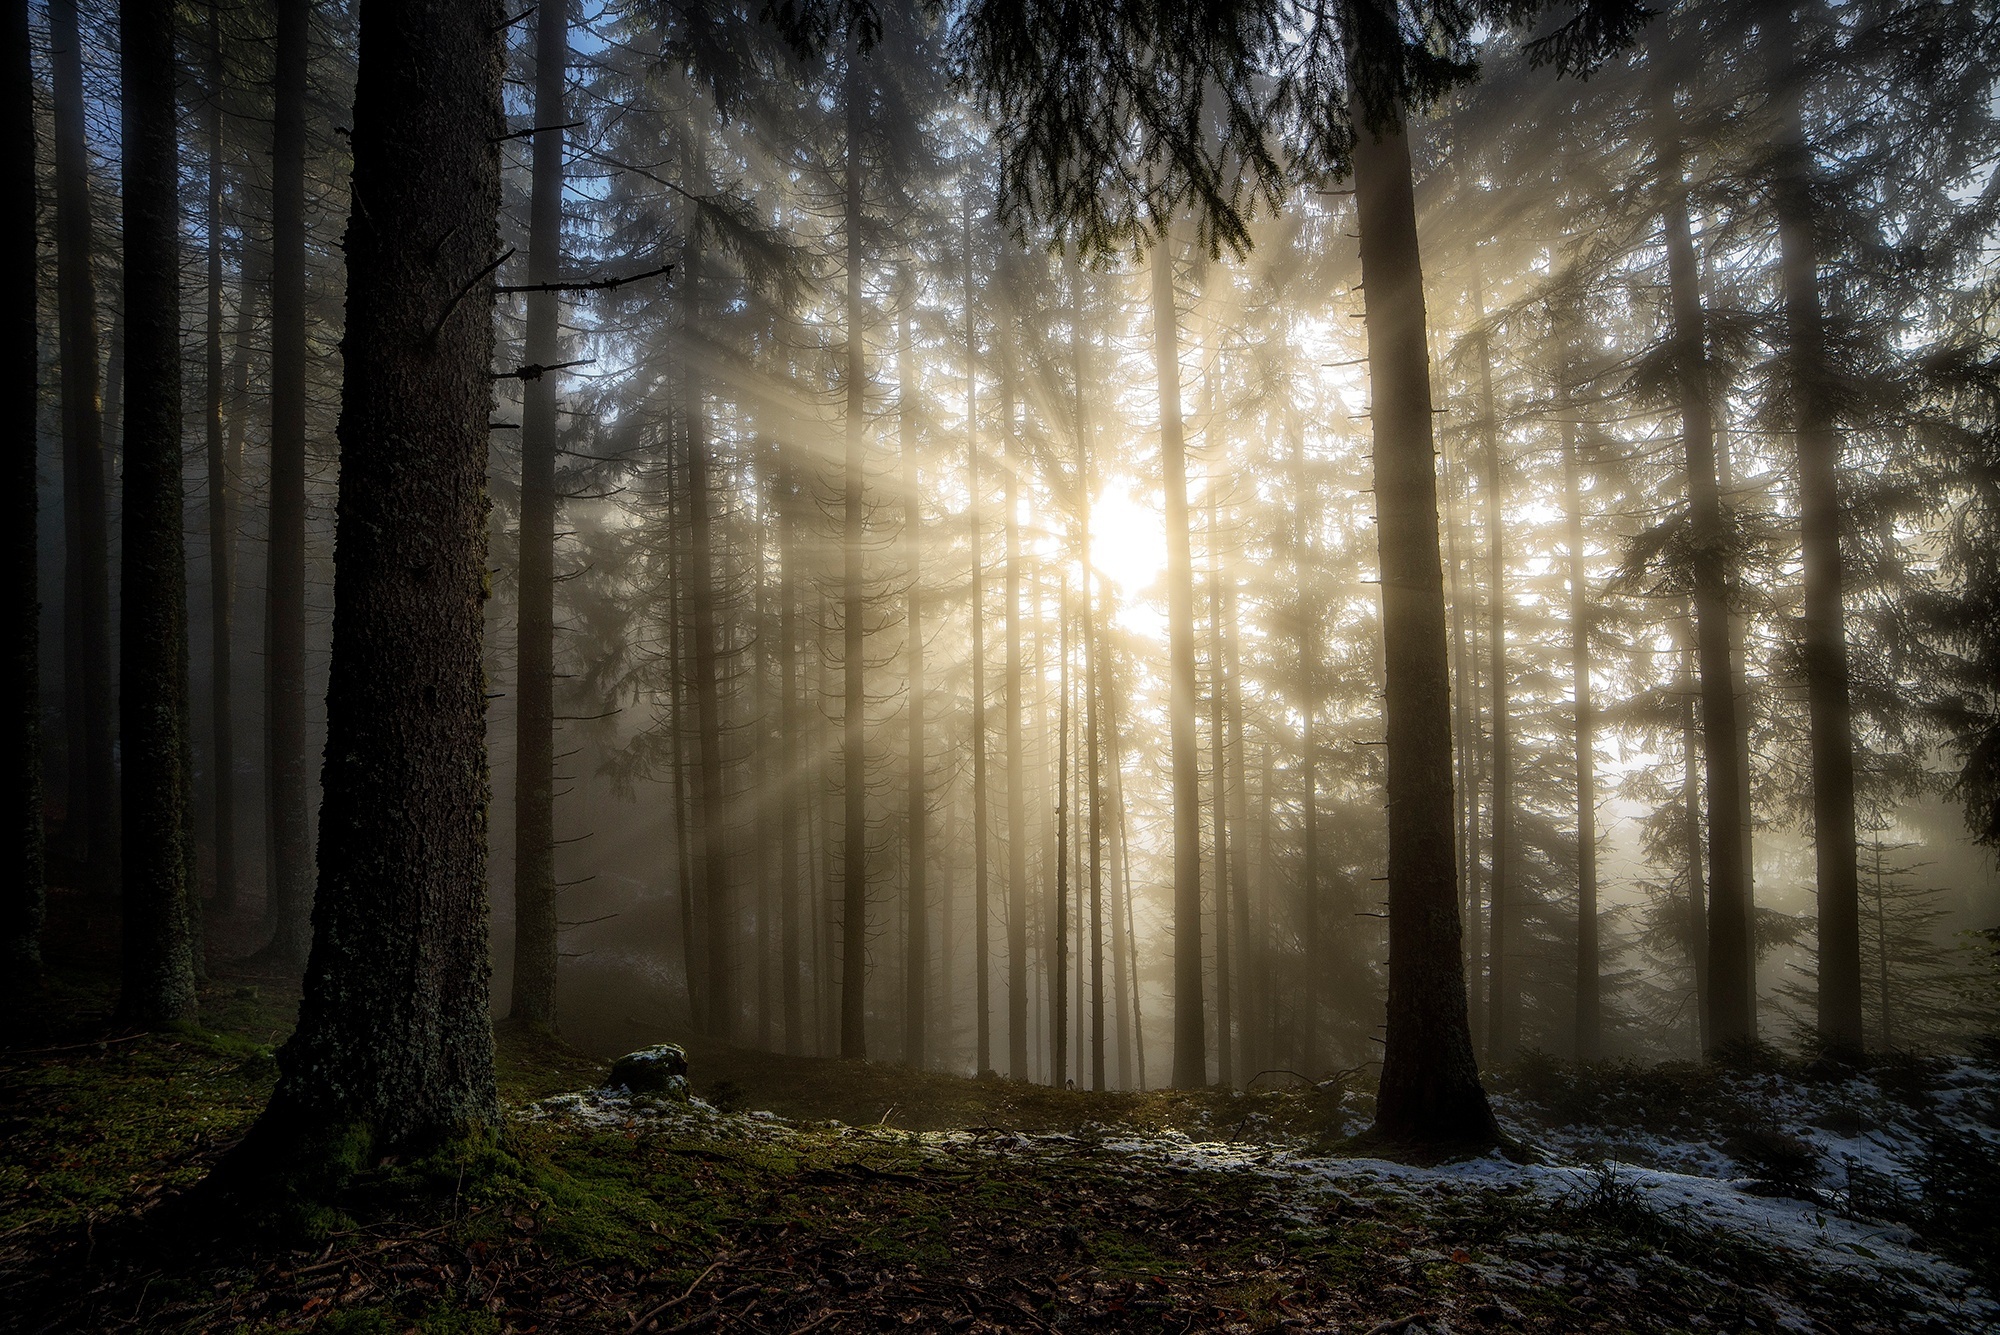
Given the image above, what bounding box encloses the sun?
[1089,474,1167,601]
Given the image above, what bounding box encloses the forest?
[5,0,2000,1331]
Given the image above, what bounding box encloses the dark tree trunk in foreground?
[204,0,239,918]
[901,283,928,1068]
[4,0,43,976]
[117,0,198,1027]
[1770,13,1862,1054]
[1655,75,1752,1049]
[238,0,504,1167]
[1352,101,1496,1145]
[263,0,313,964]
[50,0,115,887]
[508,0,568,1032]
[839,77,869,1059]
[1151,238,1206,1090]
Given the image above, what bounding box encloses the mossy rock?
[606,1044,689,1097]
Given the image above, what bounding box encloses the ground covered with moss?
[3,902,1995,1333]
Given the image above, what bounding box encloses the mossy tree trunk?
[117,0,199,1028]
[240,0,504,1166]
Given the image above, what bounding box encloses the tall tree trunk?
[965,201,992,1077]
[664,436,702,1030]
[1350,88,1495,1144]
[1678,610,1709,1051]
[237,0,505,1165]
[508,0,567,1030]
[1289,415,1321,1071]
[778,441,804,1053]
[839,76,870,1059]
[1654,73,1752,1048]
[117,0,198,1027]
[202,0,239,921]
[1223,548,1254,1085]
[1078,305,1107,1093]
[1206,484,1234,1087]
[4,0,43,975]
[1052,575,1070,1087]
[901,277,927,1067]
[1770,11,1862,1053]
[1559,328,1600,1059]
[1150,236,1206,1089]
[1442,413,1483,1042]
[263,0,313,964]
[49,0,115,887]
[1470,256,1512,1063]
[1002,282,1028,1080]
[684,215,733,1043]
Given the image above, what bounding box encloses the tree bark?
[49,0,115,888]
[201,0,239,920]
[117,0,198,1027]
[238,0,504,1164]
[684,187,733,1043]
[1469,256,1512,1064]
[1002,278,1028,1080]
[839,74,870,1058]
[506,0,567,1030]
[1206,482,1234,1087]
[901,276,928,1068]
[965,199,992,1077]
[4,0,43,975]
[1769,11,1862,1054]
[778,440,805,1054]
[262,0,313,964]
[1558,322,1600,1059]
[1351,98,1495,1145]
[1654,75,1753,1049]
[1150,236,1206,1090]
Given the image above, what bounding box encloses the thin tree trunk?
[1079,311,1107,1093]
[1559,328,1600,1059]
[1206,483,1233,1087]
[1770,12,1862,1053]
[1350,84,1495,1144]
[839,77,869,1058]
[1002,281,1028,1080]
[663,432,702,1031]
[117,0,198,1027]
[779,440,804,1054]
[235,0,504,1164]
[1442,408,1483,1042]
[50,0,115,887]
[1471,256,1512,1064]
[201,0,239,920]
[901,277,927,1068]
[263,0,313,963]
[1654,73,1752,1049]
[682,202,734,1043]
[1150,235,1206,1089]
[1052,574,1070,1087]
[1289,414,1321,1071]
[3,0,41,974]
[1678,610,1709,1052]
[1223,547,1253,1085]
[507,0,567,1030]
[966,204,992,1078]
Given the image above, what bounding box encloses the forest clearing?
[9,0,2000,1329]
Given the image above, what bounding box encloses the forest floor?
[3,892,1998,1334]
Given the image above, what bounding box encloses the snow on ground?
[523,1063,2000,1327]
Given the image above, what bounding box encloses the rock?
[607,1044,690,1097]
